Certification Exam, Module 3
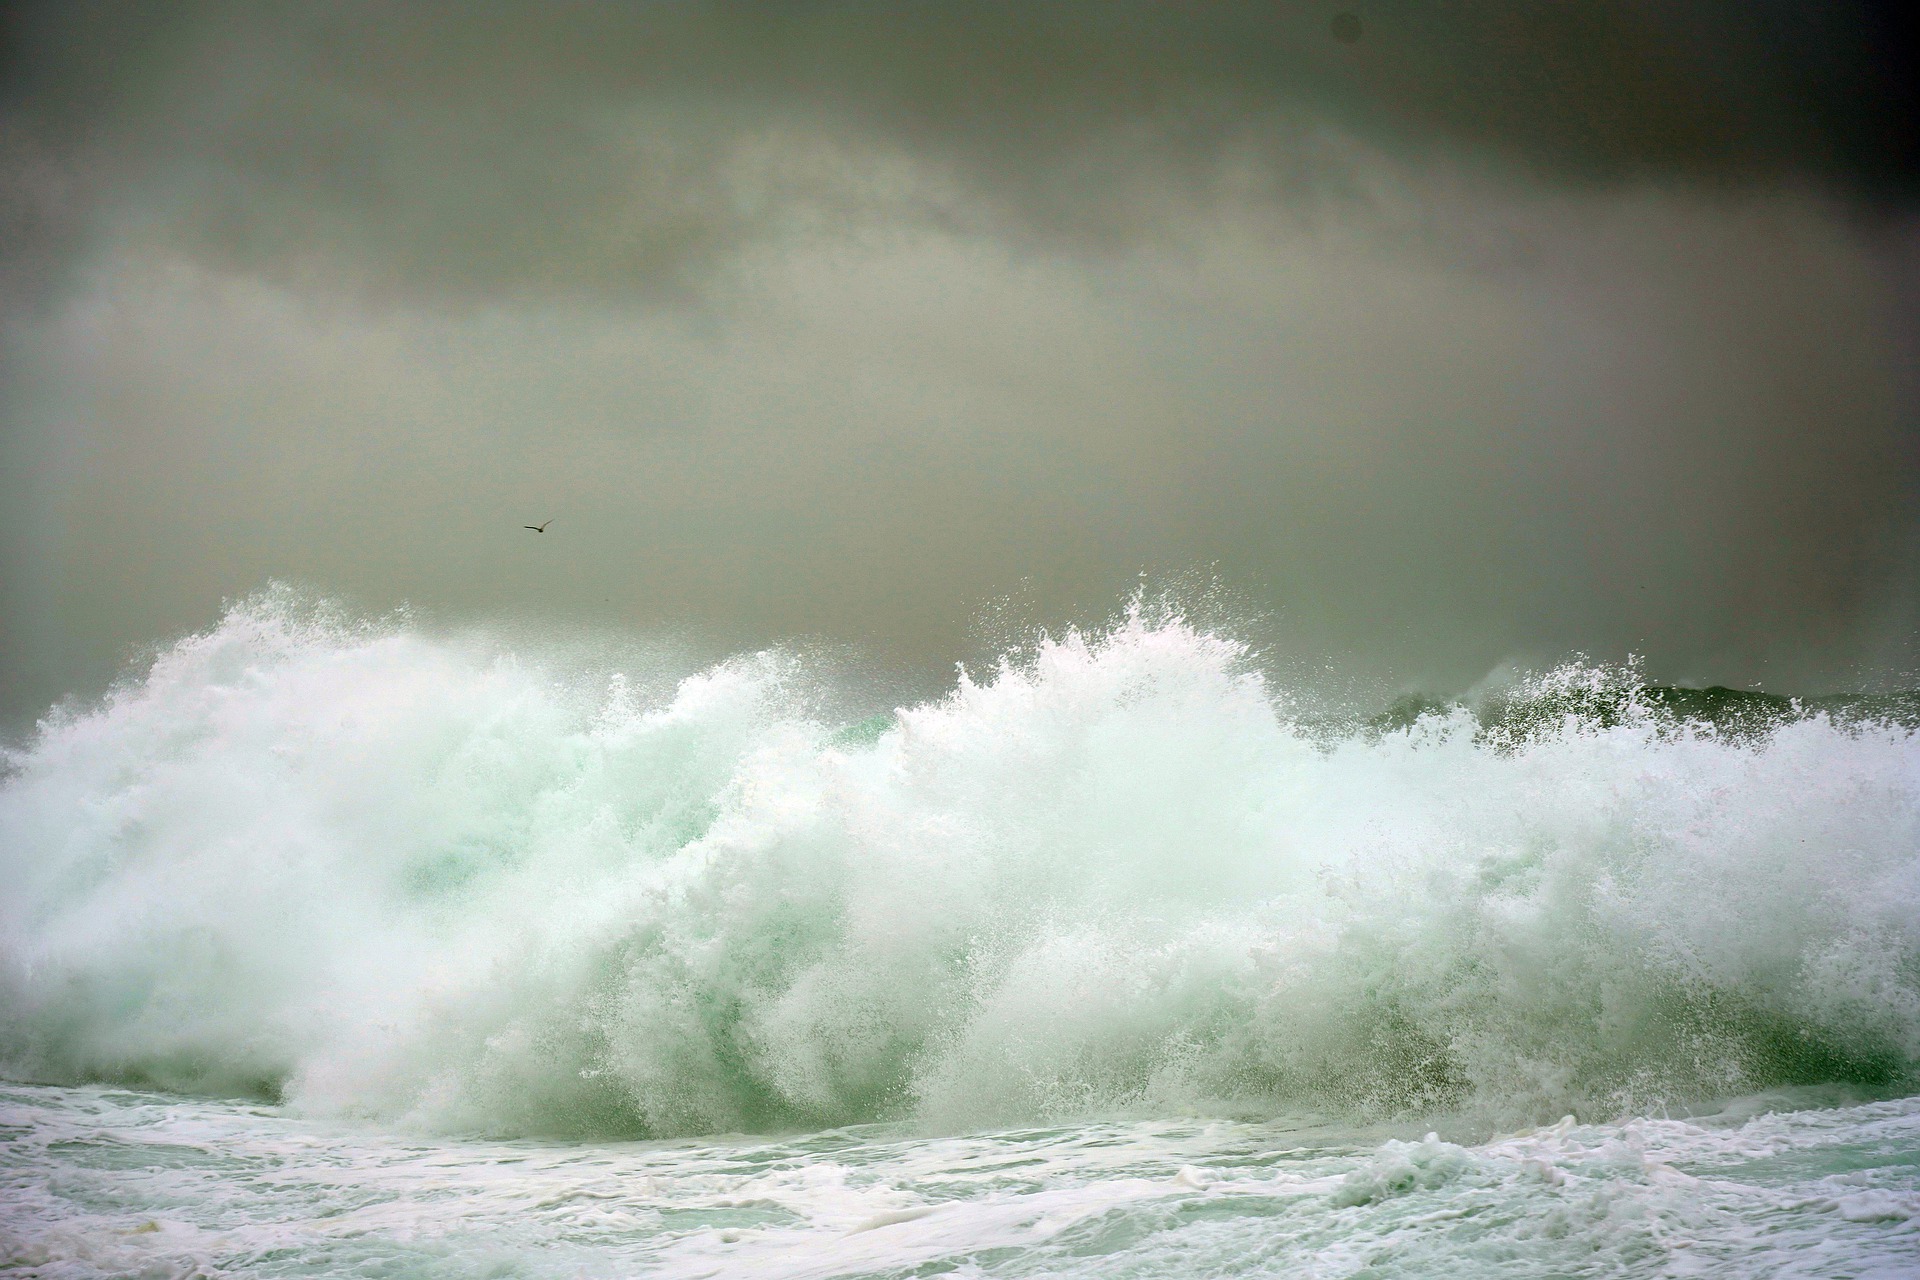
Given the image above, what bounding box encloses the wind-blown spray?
[2,591,1916,1138]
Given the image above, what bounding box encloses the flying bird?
[524,519,553,533]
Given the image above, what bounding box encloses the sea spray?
[2,591,1916,1138]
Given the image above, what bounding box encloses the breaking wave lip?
[1,586,1916,1139]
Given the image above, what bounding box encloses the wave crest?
[3,592,1916,1136]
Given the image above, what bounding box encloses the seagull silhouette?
[524,519,553,533]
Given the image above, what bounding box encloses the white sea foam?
[3,1083,1916,1279]
[2,590,1916,1138]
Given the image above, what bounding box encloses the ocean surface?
[4,1081,1917,1278]
[3,591,1917,1277]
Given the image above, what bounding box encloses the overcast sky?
[3,1,1917,724]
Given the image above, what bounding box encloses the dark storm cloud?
[1,2,1917,725]
[2,1,1915,303]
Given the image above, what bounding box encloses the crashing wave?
[2,589,1916,1137]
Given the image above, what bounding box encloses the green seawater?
[3,593,1917,1275]
[3,1082,1916,1278]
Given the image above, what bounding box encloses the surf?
[2,588,1915,1139]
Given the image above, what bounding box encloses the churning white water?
[1,590,1916,1276]
[3,1082,1916,1278]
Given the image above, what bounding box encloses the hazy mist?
[4,1,1917,724]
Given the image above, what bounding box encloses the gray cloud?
[4,1,1914,303]
[1,2,1916,724]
